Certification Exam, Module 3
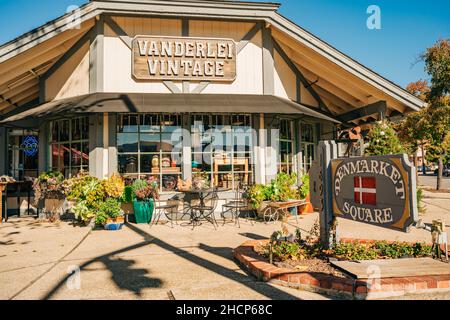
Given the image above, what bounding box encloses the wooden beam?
[237,22,262,54]
[337,101,387,123]
[41,28,93,82]
[104,15,132,49]
[163,81,181,93]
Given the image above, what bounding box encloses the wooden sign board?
[132,36,237,82]
[331,155,418,232]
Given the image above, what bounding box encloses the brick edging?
[233,240,450,300]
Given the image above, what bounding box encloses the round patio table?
[179,188,223,228]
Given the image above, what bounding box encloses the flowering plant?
[103,173,125,199]
[33,171,65,204]
[132,179,159,201]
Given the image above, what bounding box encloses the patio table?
[179,188,215,225]
[262,200,306,225]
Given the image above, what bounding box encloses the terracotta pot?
[298,195,315,215]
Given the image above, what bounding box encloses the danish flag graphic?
[354,176,377,206]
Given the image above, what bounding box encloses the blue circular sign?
[21,136,39,157]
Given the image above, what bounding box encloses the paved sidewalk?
[0,193,448,300]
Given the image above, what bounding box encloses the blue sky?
[0,0,448,88]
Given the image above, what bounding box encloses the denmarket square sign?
[331,155,419,232]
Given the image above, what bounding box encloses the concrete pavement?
[0,192,448,300]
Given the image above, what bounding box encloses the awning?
[0,93,340,124]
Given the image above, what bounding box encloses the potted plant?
[33,171,66,222]
[95,198,125,230]
[64,171,105,226]
[132,179,159,224]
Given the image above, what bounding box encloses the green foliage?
[421,38,450,99]
[330,241,433,261]
[417,187,426,214]
[64,172,106,222]
[298,175,310,200]
[264,240,433,262]
[122,186,134,203]
[365,121,404,156]
[246,173,300,209]
[95,198,123,225]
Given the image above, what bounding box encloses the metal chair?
[221,183,253,228]
[190,188,219,230]
[150,200,179,228]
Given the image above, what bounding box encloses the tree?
[399,39,450,190]
[365,121,404,156]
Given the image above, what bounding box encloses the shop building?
[0,0,425,206]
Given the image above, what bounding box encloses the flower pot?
[298,195,315,215]
[104,217,125,231]
[44,198,65,222]
[132,199,155,224]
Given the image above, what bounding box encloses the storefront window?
[301,123,316,173]
[8,129,39,180]
[50,117,89,177]
[279,119,295,174]
[191,114,253,190]
[117,114,183,192]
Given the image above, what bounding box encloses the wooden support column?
[0,127,6,175]
[108,113,118,175]
[90,16,104,93]
[38,121,49,174]
[89,114,104,179]
[182,114,192,181]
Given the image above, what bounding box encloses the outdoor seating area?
[0,171,313,230]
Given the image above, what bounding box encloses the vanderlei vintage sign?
[331,155,418,232]
[132,36,237,81]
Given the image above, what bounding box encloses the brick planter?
[233,240,450,300]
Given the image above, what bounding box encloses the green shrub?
[95,198,123,225]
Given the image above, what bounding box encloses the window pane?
[72,118,82,141]
[119,114,139,133]
[82,142,89,166]
[140,114,160,133]
[71,143,82,166]
[81,117,89,140]
[51,122,59,143]
[51,144,60,169]
[118,154,138,174]
[140,134,160,152]
[140,154,153,174]
[59,120,70,142]
[118,133,139,153]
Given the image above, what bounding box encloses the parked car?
[434,164,450,177]
[418,166,432,173]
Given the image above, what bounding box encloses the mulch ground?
[274,259,351,279]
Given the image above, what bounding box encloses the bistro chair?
[221,182,253,228]
[190,188,219,230]
[150,200,179,228]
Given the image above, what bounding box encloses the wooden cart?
[262,200,307,225]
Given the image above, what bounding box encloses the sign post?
[317,141,338,248]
